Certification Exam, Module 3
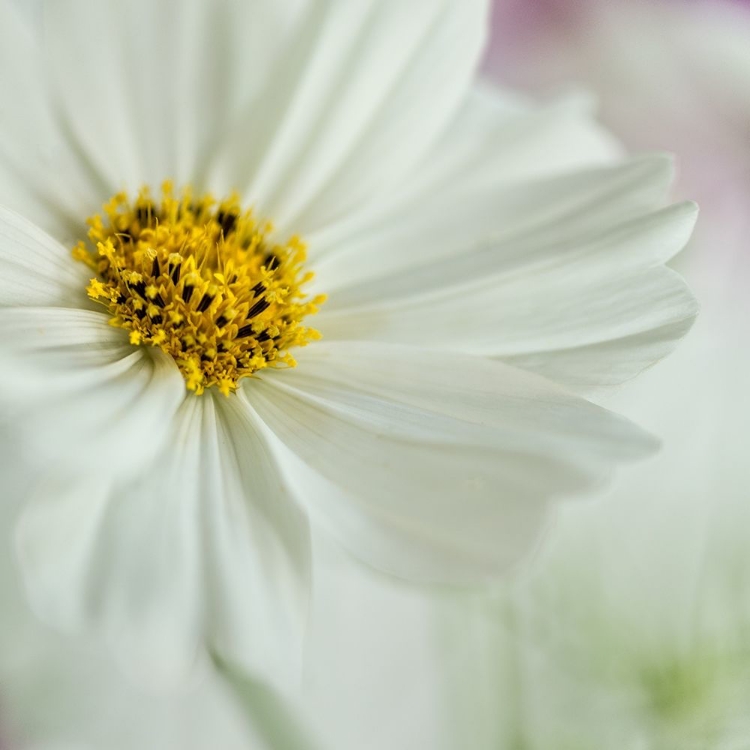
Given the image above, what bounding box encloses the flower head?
[0,0,697,685]
[75,182,324,395]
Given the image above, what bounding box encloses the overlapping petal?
[0,206,88,308]
[0,307,184,476]
[42,0,305,196]
[244,342,656,583]
[315,155,697,390]
[36,0,490,240]
[210,0,490,232]
[15,393,311,688]
[0,0,96,242]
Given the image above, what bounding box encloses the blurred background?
[2,1,749,749]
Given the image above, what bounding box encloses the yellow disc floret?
[74,182,325,396]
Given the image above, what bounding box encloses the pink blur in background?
[485,0,750,289]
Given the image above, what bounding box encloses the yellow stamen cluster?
[74,182,325,396]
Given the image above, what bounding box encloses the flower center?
[74,182,325,396]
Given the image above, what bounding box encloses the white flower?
[0,0,697,686]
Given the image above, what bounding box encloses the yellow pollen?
[74,181,326,396]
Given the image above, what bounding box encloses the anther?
[217,210,238,236]
[136,205,152,226]
[264,254,280,270]
[197,293,215,313]
[247,298,271,319]
[237,325,257,339]
[75,183,323,395]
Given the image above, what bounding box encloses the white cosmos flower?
[0,0,697,685]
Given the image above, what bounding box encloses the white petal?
[0,0,97,241]
[15,470,207,690]
[201,393,312,685]
[210,0,490,233]
[41,0,302,194]
[0,206,89,308]
[0,307,185,476]
[319,206,698,390]
[41,0,489,234]
[15,394,311,688]
[499,273,698,390]
[425,85,624,187]
[312,154,676,294]
[316,161,697,390]
[243,342,656,583]
[307,85,622,271]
